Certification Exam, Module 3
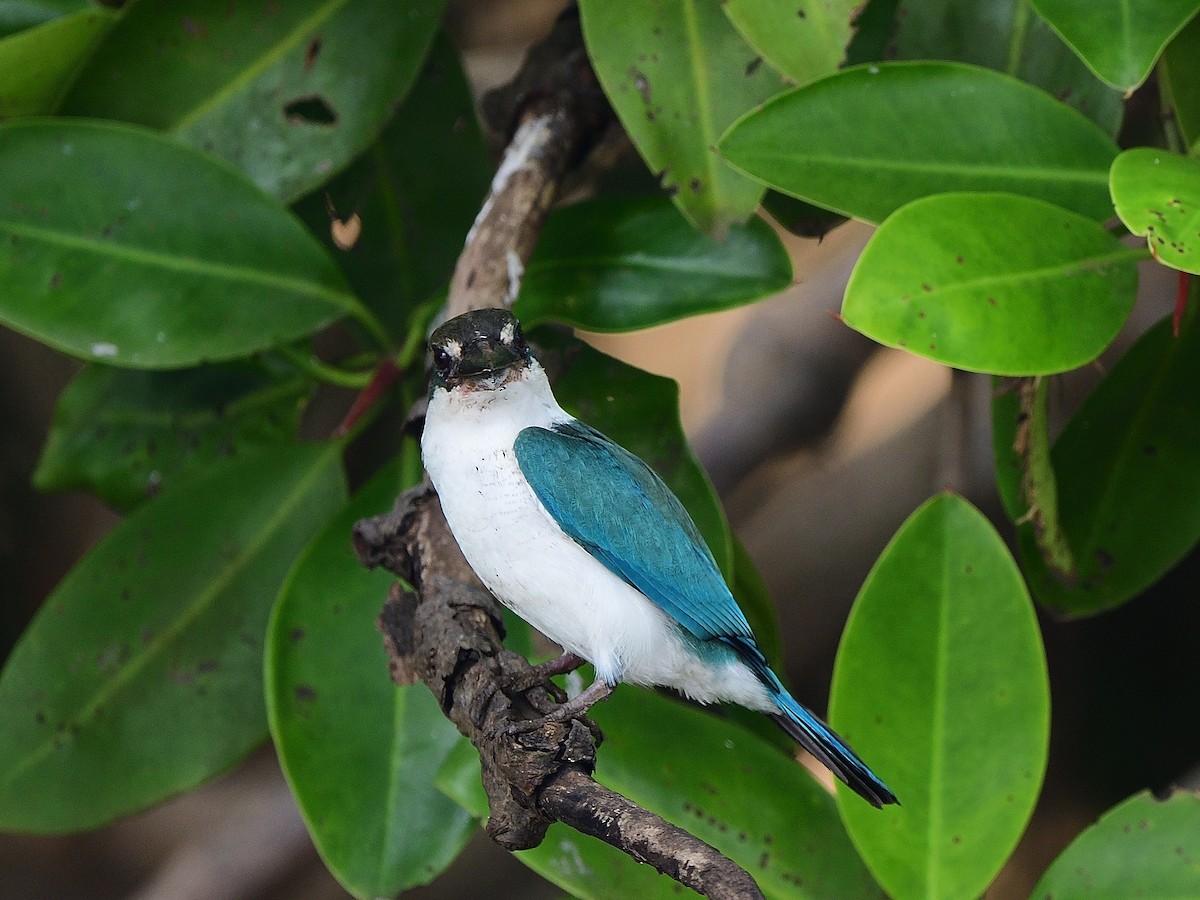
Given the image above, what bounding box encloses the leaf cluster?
[1,0,1199,898]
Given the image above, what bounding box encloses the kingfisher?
[421,308,897,808]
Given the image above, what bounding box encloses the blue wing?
[516,422,899,808]
[514,420,756,647]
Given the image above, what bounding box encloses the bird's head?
[428,308,533,391]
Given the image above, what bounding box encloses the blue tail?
[762,670,897,808]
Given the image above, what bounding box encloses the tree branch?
[353,9,764,897]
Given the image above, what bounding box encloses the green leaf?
[267,452,473,898]
[1162,15,1200,149]
[888,0,1123,135]
[544,335,734,576]
[722,0,858,86]
[1032,790,1200,897]
[1111,148,1200,275]
[842,192,1142,375]
[843,0,901,67]
[0,442,346,832]
[1016,308,1200,616]
[0,119,368,368]
[578,0,787,235]
[33,360,311,512]
[0,6,117,117]
[720,62,1119,224]
[439,690,883,899]
[830,494,1049,900]
[515,196,792,333]
[61,0,446,202]
[1029,0,1200,90]
[293,31,492,335]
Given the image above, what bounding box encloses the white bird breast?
[421,362,772,711]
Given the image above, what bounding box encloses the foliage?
[1,0,1199,897]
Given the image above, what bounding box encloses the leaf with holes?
[1032,790,1200,897]
[579,0,788,235]
[721,62,1119,224]
[1029,0,1200,90]
[34,360,310,511]
[1111,148,1200,275]
[515,195,791,333]
[0,119,369,368]
[293,31,491,335]
[61,0,446,201]
[0,5,117,117]
[722,0,858,86]
[830,494,1050,900]
[0,442,346,832]
[843,193,1142,374]
[268,454,473,898]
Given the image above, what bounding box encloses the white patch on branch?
[464,113,555,248]
[505,250,525,304]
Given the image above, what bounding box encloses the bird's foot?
[501,651,587,700]
[497,678,613,736]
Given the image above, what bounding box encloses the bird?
[420,307,897,808]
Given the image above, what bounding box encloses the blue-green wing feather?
[514,421,755,645]
[515,422,899,808]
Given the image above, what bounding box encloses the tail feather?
[765,678,897,808]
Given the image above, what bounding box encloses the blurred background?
[2,0,1197,897]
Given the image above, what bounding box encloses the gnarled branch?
[353,9,764,898]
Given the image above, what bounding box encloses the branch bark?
[353,9,764,898]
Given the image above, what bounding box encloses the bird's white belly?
[422,383,772,709]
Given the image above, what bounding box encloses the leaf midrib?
[0,218,357,310]
[731,153,1113,185]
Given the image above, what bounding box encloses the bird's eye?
[432,346,452,372]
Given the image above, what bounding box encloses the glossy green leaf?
[722,0,857,86]
[1029,0,1200,90]
[515,196,791,333]
[0,6,116,117]
[830,494,1049,900]
[1017,308,1200,616]
[721,62,1119,224]
[545,335,733,576]
[0,119,368,368]
[293,31,491,335]
[1032,790,1200,897]
[579,0,786,235]
[267,453,473,898]
[439,689,883,899]
[1162,15,1200,149]
[843,193,1142,375]
[33,360,310,512]
[888,0,1123,135]
[0,443,346,832]
[62,0,446,202]
[1111,148,1200,275]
